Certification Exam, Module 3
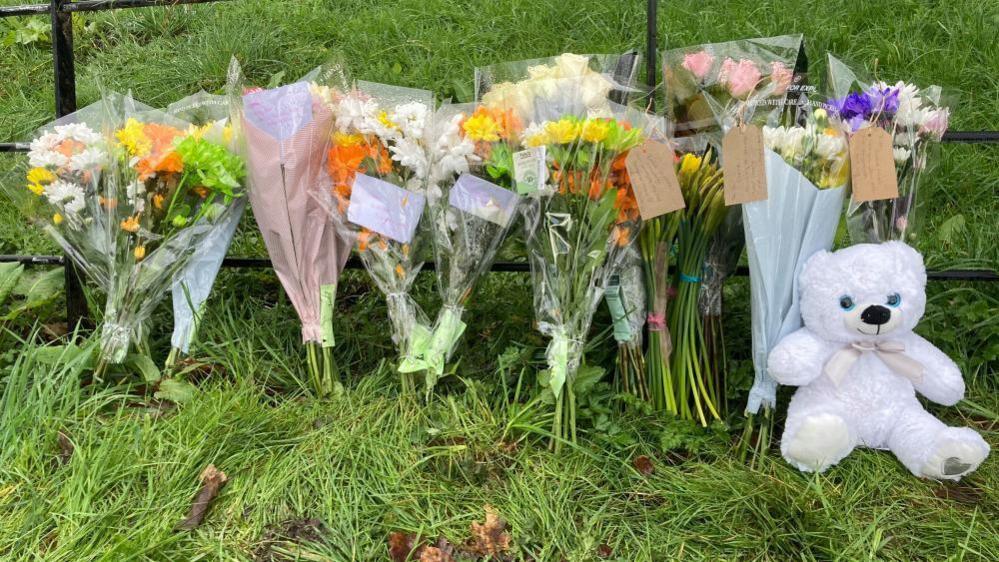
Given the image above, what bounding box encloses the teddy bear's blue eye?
[839,296,855,311]
[886,293,902,307]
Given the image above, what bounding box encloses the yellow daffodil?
[116,118,152,156]
[120,215,140,233]
[544,118,581,144]
[462,113,501,142]
[52,213,63,225]
[580,119,610,143]
[133,245,146,260]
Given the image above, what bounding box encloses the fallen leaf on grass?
[933,482,985,505]
[56,431,73,465]
[254,518,327,561]
[632,455,655,476]
[597,543,613,558]
[468,505,511,557]
[389,531,419,562]
[176,465,228,531]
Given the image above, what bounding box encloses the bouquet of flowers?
[825,55,950,243]
[396,102,522,394]
[663,35,804,142]
[479,68,652,446]
[227,59,351,396]
[322,81,435,394]
[743,108,850,415]
[163,91,247,368]
[5,92,246,373]
[654,151,727,425]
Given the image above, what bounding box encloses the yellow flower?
[524,132,549,148]
[462,113,501,142]
[222,124,233,144]
[544,118,581,144]
[120,215,140,233]
[133,245,146,260]
[27,167,55,185]
[333,132,364,147]
[116,118,151,156]
[52,213,63,225]
[580,119,610,143]
[678,153,702,176]
[27,183,45,196]
[377,110,398,131]
[186,123,212,140]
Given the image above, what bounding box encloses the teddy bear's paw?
[782,413,853,473]
[919,428,990,481]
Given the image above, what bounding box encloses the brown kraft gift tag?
[626,139,685,219]
[722,124,767,205]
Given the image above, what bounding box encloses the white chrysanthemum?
[44,180,86,216]
[430,114,476,184]
[29,148,69,169]
[54,123,101,144]
[68,147,106,172]
[29,132,61,154]
[336,95,378,133]
[815,134,846,161]
[892,82,925,127]
[893,147,911,164]
[389,136,429,180]
[390,102,430,139]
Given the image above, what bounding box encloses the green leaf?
[125,353,162,383]
[31,343,96,373]
[265,70,285,89]
[4,267,63,320]
[154,378,198,404]
[0,262,25,307]
[391,62,403,75]
[572,365,606,397]
[936,214,965,245]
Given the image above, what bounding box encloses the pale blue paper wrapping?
[743,150,846,414]
[170,197,247,353]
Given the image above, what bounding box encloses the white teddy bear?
[769,242,990,480]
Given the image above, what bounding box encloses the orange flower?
[394,264,405,279]
[357,229,372,252]
[153,193,165,209]
[327,142,369,188]
[612,225,631,247]
[120,215,141,233]
[613,185,640,223]
[194,186,209,198]
[99,196,118,209]
[136,151,183,180]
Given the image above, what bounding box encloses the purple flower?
[865,85,900,116]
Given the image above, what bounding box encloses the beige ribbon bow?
[823,340,925,386]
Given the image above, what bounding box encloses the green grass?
[0,0,998,560]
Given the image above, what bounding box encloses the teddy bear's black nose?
[860,305,891,325]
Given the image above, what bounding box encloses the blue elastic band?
[680,272,701,283]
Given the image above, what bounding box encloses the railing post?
[645,0,658,111]
[50,0,88,328]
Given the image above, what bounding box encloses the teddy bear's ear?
[883,241,925,275]
[799,249,832,288]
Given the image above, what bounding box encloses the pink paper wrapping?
[242,99,351,344]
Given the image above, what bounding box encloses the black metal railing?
[1,0,997,327]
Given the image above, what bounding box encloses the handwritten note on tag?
[722,124,767,205]
[626,139,685,219]
[849,127,899,202]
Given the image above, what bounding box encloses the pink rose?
[718,58,762,98]
[681,50,715,81]
[769,61,793,95]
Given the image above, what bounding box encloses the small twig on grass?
[176,464,228,531]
